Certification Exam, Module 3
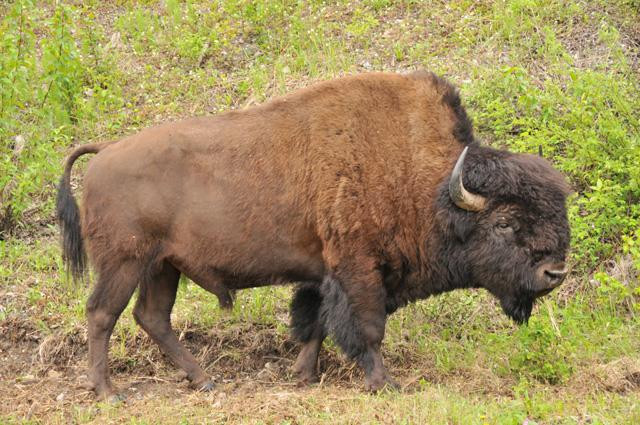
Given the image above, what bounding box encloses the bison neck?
[382,202,474,314]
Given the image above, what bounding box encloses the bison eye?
[495,217,520,233]
[496,220,511,231]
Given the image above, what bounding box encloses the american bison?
[56,71,570,399]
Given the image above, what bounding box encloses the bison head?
[436,145,571,324]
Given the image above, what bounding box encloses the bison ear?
[451,214,474,242]
[437,209,474,243]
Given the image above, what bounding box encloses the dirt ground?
[0,314,420,422]
[2,307,639,424]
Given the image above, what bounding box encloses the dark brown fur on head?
[428,145,571,324]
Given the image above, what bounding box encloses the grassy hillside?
[1,0,639,423]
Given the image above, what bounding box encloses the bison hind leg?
[85,259,142,400]
[133,261,214,391]
[290,283,325,384]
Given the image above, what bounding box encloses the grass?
[1,0,639,423]
[5,386,639,424]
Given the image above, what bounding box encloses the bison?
[56,71,570,399]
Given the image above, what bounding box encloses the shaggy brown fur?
[56,71,570,398]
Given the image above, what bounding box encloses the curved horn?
[449,146,487,212]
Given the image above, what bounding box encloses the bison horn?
[449,146,487,212]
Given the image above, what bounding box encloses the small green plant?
[510,315,574,384]
[595,269,640,315]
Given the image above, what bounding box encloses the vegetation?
[1,0,638,423]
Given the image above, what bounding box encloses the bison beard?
[56,71,570,398]
[501,293,535,324]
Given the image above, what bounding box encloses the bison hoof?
[81,378,123,401]
[294,370,319,386]
[79,380,96,392]
[364,375,399,393]
[106,392,127,404]
[193,379,215,392]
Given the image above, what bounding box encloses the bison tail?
[56,141,114,283]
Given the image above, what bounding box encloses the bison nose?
[543,267,568,288]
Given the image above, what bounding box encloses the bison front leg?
[320,262,397,391]
[290,283,326,384]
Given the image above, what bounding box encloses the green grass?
[1,0,639,423]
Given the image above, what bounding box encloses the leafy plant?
[0,1,122,233]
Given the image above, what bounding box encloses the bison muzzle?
[56,71,570,398]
